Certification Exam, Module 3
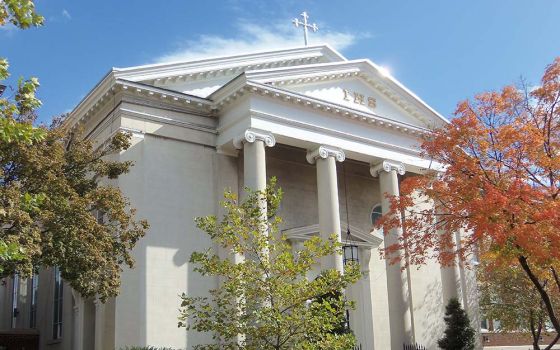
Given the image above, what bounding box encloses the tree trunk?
[545,335,560,350]
[518,255,560,350]
[530,311,541,350]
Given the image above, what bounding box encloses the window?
[370,204,382,225]
[96,209,105,224]
[30,273,38,328]
[53,267,63,339]
[11,275,19,328]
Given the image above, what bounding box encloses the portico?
[226,120,418,348]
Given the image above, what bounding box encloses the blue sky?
[2,0,559,123]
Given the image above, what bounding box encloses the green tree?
[478,260,558,350]
[438,298,475,350]
[179,180,361,350]
[0,0,43,28]
[0,0,46,271]
[0,125,149,300]
[0,0,44,143]
[0,1,149,301]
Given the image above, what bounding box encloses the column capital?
[306,145,345,164]
[233,128,276,149]
[370,160,405,177]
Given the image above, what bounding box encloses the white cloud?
[154,20,364,63]
[62,9,71,20]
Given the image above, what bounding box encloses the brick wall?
[481,331,559,346]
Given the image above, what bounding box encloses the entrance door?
[0,332,39,350]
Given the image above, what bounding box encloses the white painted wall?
[115,132,218,349]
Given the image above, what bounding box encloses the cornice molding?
[370,160,406,177]
[67,74,436,142]
[66,78,215,132]
[233,128,276,149]
[65,47,447,145]
[148,56,321,86]
[306,145,345,164]
[242,59,449,127]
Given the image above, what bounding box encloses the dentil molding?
[233,128,276,149]
[306,145,346,164]
[370,160,406,177]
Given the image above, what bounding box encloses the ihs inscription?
[343,89,377,109]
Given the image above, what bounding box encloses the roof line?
[64,69,116,128]
[114,44,346,75]
[363,59,449,124]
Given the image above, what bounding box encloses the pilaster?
[71,290,85,350]
[94,296,105,350]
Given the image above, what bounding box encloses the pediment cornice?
[242,60,449,127]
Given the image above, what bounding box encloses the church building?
[0,45,480,349]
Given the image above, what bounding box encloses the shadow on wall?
[463,265,482,350]
[417,278,446,349]
[117,132,217,349]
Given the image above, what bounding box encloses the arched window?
[370,204,382,225]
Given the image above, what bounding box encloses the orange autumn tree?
[378,57,560,342]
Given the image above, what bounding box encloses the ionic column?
[234,128,276,261]
[370,160,413,347]
[234,128,276,192]
[233,128,275,346]
[307,145,345,273]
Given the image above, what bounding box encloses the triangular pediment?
[278,77,424,127]
[244,60,448,129]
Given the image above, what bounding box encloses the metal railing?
[403,343,427,350]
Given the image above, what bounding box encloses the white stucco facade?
[0,45,480,350]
